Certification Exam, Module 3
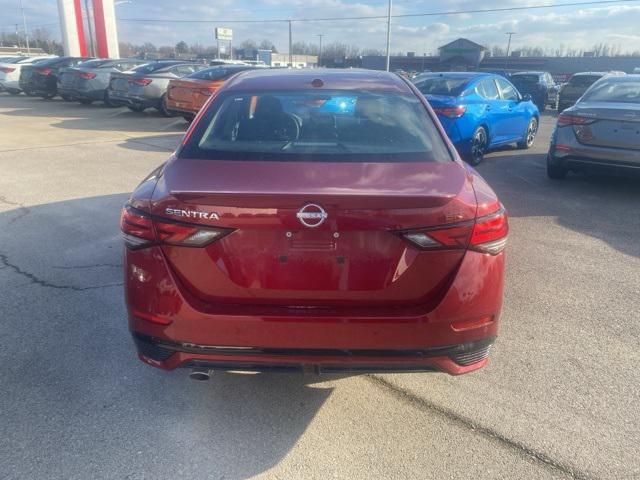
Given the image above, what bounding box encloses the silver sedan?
[547,75,640,179]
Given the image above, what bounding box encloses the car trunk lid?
[571,102,640,150]
[150,159,477,309]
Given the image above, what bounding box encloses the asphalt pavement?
[0,94,638,480]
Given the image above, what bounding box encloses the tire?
[103,90,119,108]
[78,98,93,105]
[158,93,178,118]
[518,117,538,149]
[558,102,567,112]
[537,102,545,112]
[547,161,568,180]
[61,95,73,101]
[127,103,146,113]
[8,89,21,95]
[463,126,488,166]
[182,114,195,123]
[41,92,56,100]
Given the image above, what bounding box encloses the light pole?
[504,32,516,70]
[19,0,30,55]
[317,33,323,67]
[385,0,392,71]
[288,20,292,67]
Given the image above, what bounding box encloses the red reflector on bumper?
[132,309,172,326]
[451,315,494,332]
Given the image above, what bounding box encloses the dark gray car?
[548,75,640,178]
[59,58,148,106]
[557,72,625,111]
[106,60,205,116]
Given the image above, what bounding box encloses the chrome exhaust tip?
[189,368,213,381]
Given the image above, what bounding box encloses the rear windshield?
[582,80,640,104]
[412,77,469,96]
[188,67,252,81]
[511,75,540,84]
[132,62,181,74]
[78,59,111,68]
[180,90,451,163]
[569,75,602,87]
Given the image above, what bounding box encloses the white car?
[0,56,57,94]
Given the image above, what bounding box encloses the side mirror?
[522,93,532,102]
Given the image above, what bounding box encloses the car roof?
[512,71,546,76]
[223,68,412,93]
[571,72,608,76]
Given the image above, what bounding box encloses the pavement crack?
[366,375,599,480]
[0,195,31,224]
[52,263,122,270]
[0,253,123,291]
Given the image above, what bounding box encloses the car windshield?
[412,77,469,96]
[582,80,640,104]
[180,90,451,163]
[569,75,602,87]
[511,75,540,84]
[188,67,251,81]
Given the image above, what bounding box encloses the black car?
[510,71,559,111]
[557,71,625,111]
[28,56,93,99]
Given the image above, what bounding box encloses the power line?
[114,0,640,24]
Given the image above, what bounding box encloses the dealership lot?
[0,94,639,479]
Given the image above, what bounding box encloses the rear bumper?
[132,332,494,374]
[109,91,160,108]
[549,135,640,174]
[126,245,504,375]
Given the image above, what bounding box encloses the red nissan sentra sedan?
[121,69,508,379]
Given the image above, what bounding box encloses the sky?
[1,0,640,54]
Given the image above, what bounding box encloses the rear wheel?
[182,113,195,123]
[464,126,488,166]
[103,90,119,108]
[78,98,93,105]
[518,117,538,149]
[8,89,21,95]
[41,92,56,100]
[158,93,178,117]
[127,103,146,113]
[547,160,568,180]
[61,94,73,101]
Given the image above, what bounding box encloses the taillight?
[37,67,52,76]
[557,113,596,126]
[0,67,15,73]
[198,87,217,96]
[434,105,466,118]
[469,208,509,255]
[130,78,152,86]
[154,219,228,246]
[78,72,96,79]
[400,224,473,250]
[120,206,155,249]
[399,207,508,255]
[120,204,231,250]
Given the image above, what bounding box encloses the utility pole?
[317,34,323,68]
[288,20,292,67]
[19,0,30,54]
[504,32,516,70]
[385,0,392,71]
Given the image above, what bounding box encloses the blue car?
[412,72,539,165]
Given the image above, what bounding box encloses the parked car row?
[410,71,640,177]
[2,56,267,120]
